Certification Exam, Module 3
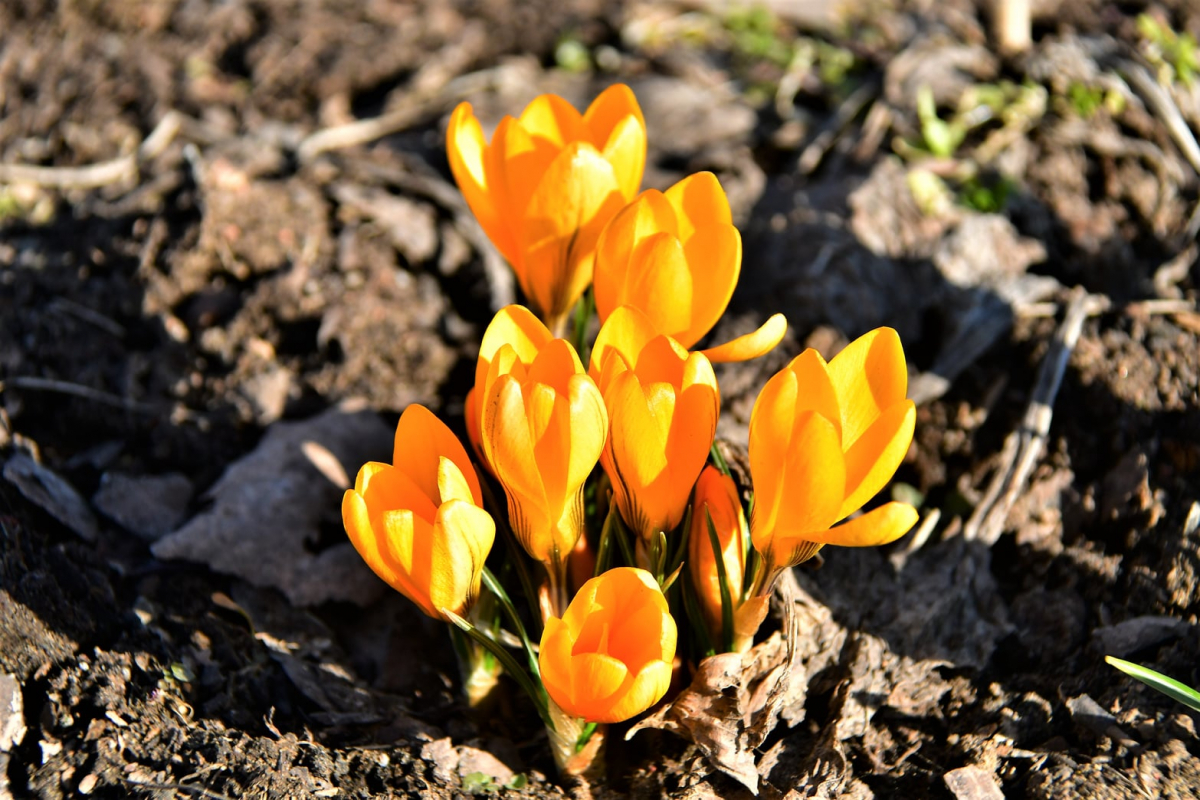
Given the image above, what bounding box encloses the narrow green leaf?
[572,288,595,364]
[652,530,669,583]
[709,442,731,476]
[481,566,541,682]
[680,565,714,660]
[1106,656,1200,713]
[443,608,552,729]
[594,502,617,577]
[706,509,735,654]
[575,721,599,753]
[612,511,636,568]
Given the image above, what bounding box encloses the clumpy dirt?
[2,0,1200,798]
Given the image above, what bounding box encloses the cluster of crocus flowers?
[339,83,922,775]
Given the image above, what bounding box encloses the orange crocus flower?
[480,337,608,573]
[592,171,787,362]
[447,85,646,331]
[539,567,677,723]
[590,305,719,540]
[464,305,554,468]
[342,404,495,620]
[749,328,918,576]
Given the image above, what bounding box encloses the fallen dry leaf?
[152,401,391,606]
[628,593,796,794]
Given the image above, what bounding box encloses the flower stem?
[546,698,606,779]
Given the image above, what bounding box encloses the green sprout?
[1107,656,1200,714]
[555,35,591,73]
[916,86,968,159]
[1138,14,1199,87]
[724,5,793,68]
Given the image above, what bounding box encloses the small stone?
[1091,616,1189,658]
[78,774,98,795]
[456,746,514,786]
[1067,694,1135,743]
[0,674,25,752]
[944,765,1004,800]
[421,737,459,786]
[2,453,97,541]
[93,472,194,541]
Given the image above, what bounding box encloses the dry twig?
[963,288,1091,544]
[0,112,181,189]
[296,23,486,163]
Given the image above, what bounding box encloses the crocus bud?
[539,567,677,723]
[342,404,495,620]
[590,305,719,540]
[593,171,787,363]
[447,85,646,331]
[688,466,746,644]
[481,338,608,570]
[749,328,918,575]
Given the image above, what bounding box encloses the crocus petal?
[342,489,397,588]
[589,304,658,380]
[463,387,485,468]
[437,456,475,506]
[622,234,695,340]
[827,327,908,449]
[667,358,719,500]
[700,313,788,364]
[527,338,585,396]
[428,500,496,617]
[361,463,439,525]
[482,377,547,523]
[567,652,630,720]
[606,371,670,491]
[393,404,482,507]
[446,103,517,264]
[584,84,647,200]
[475,305,554,390]
[538,616,577,706]
[494,117,560,249]
[519,93,589,149]
[594,191,681,325]
[598,114,647,202]
[379,508,438,618]
[751,410,844,555]
[521,142,625,323]
[800,501,918,547]
[838,400,916,521]
[565,374,609,493]
[353,461,388,495]
[663,171,732,240]
[676,222,740,348]
[600,660,672,723]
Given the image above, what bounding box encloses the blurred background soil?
[2,0,1200,797]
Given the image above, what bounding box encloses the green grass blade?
[1106,656,1200,713]
[481,566,541,682]
[706,509,735,654]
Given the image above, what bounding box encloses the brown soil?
[2,1,1199,798]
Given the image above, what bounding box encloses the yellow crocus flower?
[480,338,608,574]
[749,328,918,576]
[539,567,676,723]
[593,171,787,362]
[590,305,719,540]
[447,85,646,332]
[342,405,495,620]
